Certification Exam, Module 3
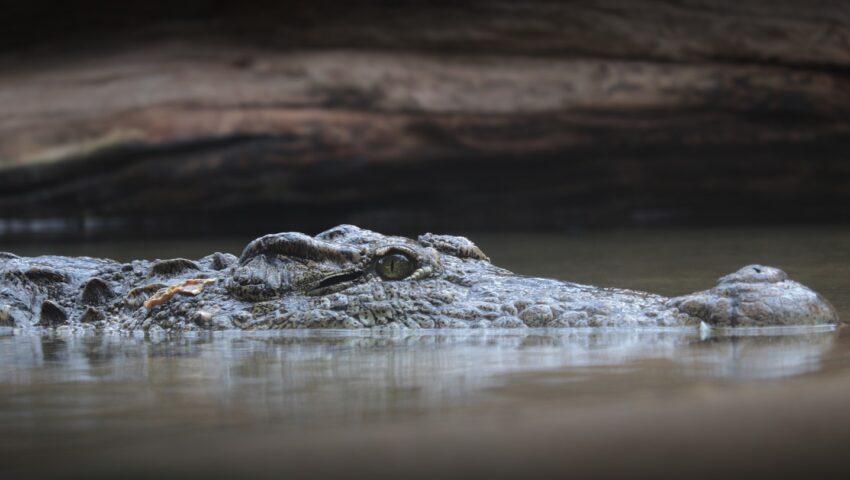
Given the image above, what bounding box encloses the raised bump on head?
[418,233,489,261]
[240,232,362,265]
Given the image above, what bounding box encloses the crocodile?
[0,224,840,331]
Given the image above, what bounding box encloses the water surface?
[2,227,849,479]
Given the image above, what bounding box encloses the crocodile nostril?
[753,267,762,273]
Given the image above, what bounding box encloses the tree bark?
[1,0,849,238]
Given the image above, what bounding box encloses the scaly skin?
[0,225,840,332]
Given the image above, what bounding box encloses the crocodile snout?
[669,265,839,327]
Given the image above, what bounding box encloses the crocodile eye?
[375,252,416,280]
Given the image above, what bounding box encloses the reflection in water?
[2,229,849,478]
[0,328,838,435]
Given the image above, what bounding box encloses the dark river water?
[1,227,850,479]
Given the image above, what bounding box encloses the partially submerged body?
[0,225,839,331]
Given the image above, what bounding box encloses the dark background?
[1,0,849,240]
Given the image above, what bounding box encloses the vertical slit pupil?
[377,253,414,280]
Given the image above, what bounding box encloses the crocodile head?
[215,225,839,330]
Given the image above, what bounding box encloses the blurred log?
[1,0,850,238]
